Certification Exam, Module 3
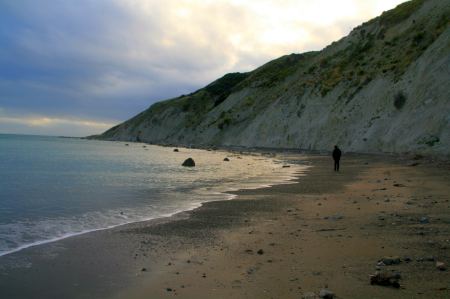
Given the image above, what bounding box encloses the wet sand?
[1,153,449,298]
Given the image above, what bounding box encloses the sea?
[0,134,307,257]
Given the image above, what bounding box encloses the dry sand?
[1,153,449,299]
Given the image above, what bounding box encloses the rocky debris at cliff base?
[370,271,401,288]
[182,158,195,167]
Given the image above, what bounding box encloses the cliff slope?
[95,0,450,156]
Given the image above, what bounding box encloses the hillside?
[93,0,450,156]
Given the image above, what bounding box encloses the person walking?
[332,145,342,172]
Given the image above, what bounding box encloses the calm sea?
[0,134,307,256]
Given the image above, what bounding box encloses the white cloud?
[107,0,407,73]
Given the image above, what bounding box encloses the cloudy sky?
[0,0,406,137]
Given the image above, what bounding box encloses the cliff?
[94,0,450,156]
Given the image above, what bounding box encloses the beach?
[1,153,449,299]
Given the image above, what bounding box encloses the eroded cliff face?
[95,0,450,156]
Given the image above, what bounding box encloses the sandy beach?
[1,152,449,299]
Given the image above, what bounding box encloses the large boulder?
[182,158,195,167]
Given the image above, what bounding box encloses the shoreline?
[0,147,306,259]
[1,153,449,298]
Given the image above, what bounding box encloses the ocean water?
[0,134,307,257]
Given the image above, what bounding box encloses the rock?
[319,288,334,298]
[246,267,256,275]
[302,292,318,299]
[324,214,344,221]
[419,216,430,224]
[173,148,179,152]
[166,288,173,292]
[436,261,446,271]
[223,157,230,161]
[141,267,147,272]
[329,214,344,221]
[379,256,401,265]
[182,158,195,167]
[393,183,405,187]
[257,249,264,255]
[370,271,401,288]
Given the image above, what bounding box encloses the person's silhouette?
[332,145,342,172]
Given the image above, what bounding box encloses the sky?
[0,0,406,137]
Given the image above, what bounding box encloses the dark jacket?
[332,148,342,160]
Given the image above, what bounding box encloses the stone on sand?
[379,256,401,265]
[419,216,429,224]
[302,292,318,299]
[319,288,335,298]
[182,158,195,167]
[370,271,401,288]
[436,261,446,271]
